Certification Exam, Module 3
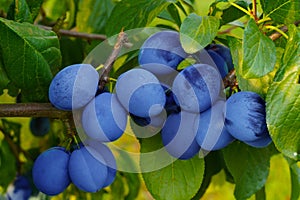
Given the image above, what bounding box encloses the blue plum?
[172,64,222,113]
[206,44,234,71]
[68,146,108,192]
[29,117,50,137]
[6,175,32,200]
[196,101,235,151]
[82,93,127,142]
[49,64,99,110]
[138,30,187,75]
[161,111,200,160]
[32,147,70,196]
[207,50,228,78]
[243,135,272,148]
[116,68,166,118]
[225,91,271,145]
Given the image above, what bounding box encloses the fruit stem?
[229,2,252,17]
[98,30,130,91]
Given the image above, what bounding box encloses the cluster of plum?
[32,30,272,195]
[32,140,116,195]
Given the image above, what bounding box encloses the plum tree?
[82,93,127,142]
[138,30,187,75]
[68,146,108,192]
[49,64,99,110]
[116,68,166,118]
[32,147,71,196]
[225,91,272,147]
[172,64,222,113]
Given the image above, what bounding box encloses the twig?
[269,20,300,41]
[223,69,237,88]
[0,103,72,118]
[252,0,258,21]
[38,25,107,41]
[98,30,129,90]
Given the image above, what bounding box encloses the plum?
[29,117,50,137]
[207,50,228,78]
[6,176,32,200]
[172,64,222,113]
[49,64,99,110]
[225,91,271,146]
[82,93,127,142]
[161,111,200,160]
[138,30,187,75]
[196,101,235,151]
[68,146,108,192]
[116,68,166,118]
[206,44,234,71]
[32,147,70,195]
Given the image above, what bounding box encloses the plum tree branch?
[0,103,72,118]
[38,25,107,41]
[269,20,300,41]
[98,30,130,90]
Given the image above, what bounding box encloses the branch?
[0,103,72,118]
[38,25,107,41]
[98,30,130,90]
[269,20,300,41]
[223,69,237,88]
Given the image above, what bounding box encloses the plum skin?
[207,50,228,78]
[30,117,50,136]
[206,44,234,72]
[116,68,166,118]
[82,93,127,142]
[68,146,108,192]
[48,64,99,111]
[139,30,187,75]
[225,91,271,146]
[32,147,71,196]
[161,111,200,160]
[172,64,221,113]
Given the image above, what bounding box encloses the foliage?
[0,0,299,199]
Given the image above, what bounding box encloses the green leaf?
[0,18,61,102]
[7,0,34,23]
[0,140,17,190]
[180,13,220,53]
[123,172,141,200]
[140,134,204,200]
[220,1,248,25]
[285,157,300,200]
[266,73,300,161]
[0,0,12,13]
[274,24,300,82]
[223,142,276,200]
[26,0,44,20]
[110,173,126,200]
[242,19,276,78]
[76,0,114,33]
[261,0,300,24]
[0,55,10,96]
[106,0,176,36]
[167,3,181,26]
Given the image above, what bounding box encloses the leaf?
[140,134,204,200]
[167,3,181,26]
[0,140,17,190]
[274,24,300,82]
[261,0,300,24]
[180,13,220,53]
[220,1,249,25]
[110,173,126,200]
[26,0,44,20]
[7,0,33,23]
[106,0,176,36]
[266,73,300,161]
[223,142,276,200]
[242,19,276,78]
[0,18,61,102]
[0,56,10,96]
[285,157,300,200]
[123,172,141,200]
[76,0,114,33]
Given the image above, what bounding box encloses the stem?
[38,25,107,41]
[252,0,258,21]
[229,2,252,16]
[268,20,300,41]
[98,30,129,90]
[223,69,237,88]
[266,25,289,40]
[255,186,266,200]
[257,17,272,24]
[0,103,72,118]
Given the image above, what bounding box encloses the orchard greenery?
[0,0,299,200]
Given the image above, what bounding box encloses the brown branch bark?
[269,20,300,41]
[0,103,71,118]
[38,25,107,41]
